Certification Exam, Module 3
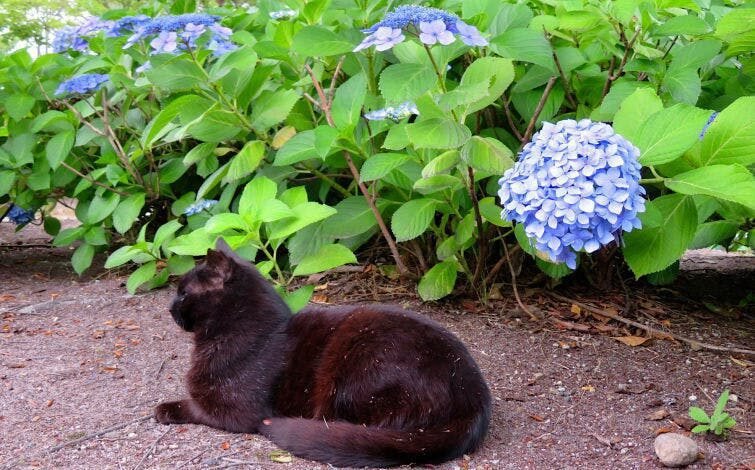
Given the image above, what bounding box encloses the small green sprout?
[689,389,737,437]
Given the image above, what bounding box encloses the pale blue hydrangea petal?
[184,199,218,216]
[55,74,109,96]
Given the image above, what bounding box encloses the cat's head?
[169,238,290,333]
[169,238,242,331]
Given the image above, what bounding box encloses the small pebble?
[654,433,698,467]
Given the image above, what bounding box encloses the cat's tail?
[259,411,489,468]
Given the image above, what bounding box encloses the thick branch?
[523,77,558,143]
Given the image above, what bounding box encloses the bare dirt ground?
[1,219,753,470]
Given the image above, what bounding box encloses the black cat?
[156,239,492,467]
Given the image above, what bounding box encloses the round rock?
[654,433,699,467]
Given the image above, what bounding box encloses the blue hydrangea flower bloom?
[5,204,34,225]
[135,61,152,74]
[354,5,487,52]
[55,74,109,96]
[364,101,419,121]
[52,17,113,53]
[498,119,646,269]
[699,112,718,139]
[269,8,298,20]
[122,13,228,53]
[106,15,151,37]
[184,199,218,216]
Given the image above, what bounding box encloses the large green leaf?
[696,97,755,167]
[379,63,436,103]
[239,176,278,217]
[406,119,471,149]
[461,136,514,174]
[292,244,357,276]
[623,194,698,277]
[71,243,95,275]
[457,57,515,114]
[666,164,755,210]
[251,89,299,131]
[142,94,206,148]
[418,261,457,301]
[634,104,711,165]
[146,56,205,91]
[224,140,265,183]
[652,15,710,36]
[391,198,437,242]
[185,110,242,142]
[292,26,355,57]
[332,73,367,131]
[126,260,157,294]
[45,130,75,170]
[489,28,555,71]
[613,88,664,143]
[268,203,337,240]
[360,153,410,182]
[112,193,146,234]
[86,192,121,224]
[5,93,35,121]
[715,8,755,56]
[274,130,317,166]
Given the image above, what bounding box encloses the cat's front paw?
[155,400,191,424]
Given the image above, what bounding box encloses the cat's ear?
[204,248,233,284]
[215,237,233,255]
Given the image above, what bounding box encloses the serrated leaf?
[413,175,463,194]
[391,198,437,242]
[689,406,711,424]
[613,88,664,142]
[268,203,337,240]
[623,194,698,277]
[274,130,317,166]
[5,93,35,121]
[332,73,367,131]
[251,89,299,131]
[126,260,157,294]
[479,197,510,227]
[635,104,711,165]
[418,261,457,301]
[360,153,409,182]
[406,119,471,149]
[224,140,265,183]
[105,246,140,268]
[86,192,121,224]
[422,150,460,177]
[666,164,755,210]
[322,197,383,239]
[489,28,555,71]
[45,130,75,170]
[282,285,313,314]
[292,26,354,57]
[696,96,755,167]
[112,193,146,234]
[461,136,514,174]
[379,63,436,103]
[292,244,357,276]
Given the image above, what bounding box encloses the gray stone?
[654,433,699,467]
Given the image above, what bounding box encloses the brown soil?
[1,220,753,470]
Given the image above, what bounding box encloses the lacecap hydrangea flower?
[122,13,236,56]
[52,17,114,53]
[184,199,218,216]
[354,5,487,52]
[364,101,419,121]
[55,74,109,96]
[498,119,646,269]
[4,204,35,225]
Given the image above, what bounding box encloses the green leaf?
[489,28,555,71]
[282,285,314,313]
[45,130,75,170]
[690,221,739,249]
[274,130,317,166]
[53,227,86,246]
[5,93,35,121]
[690,424,710,434]
[360,153,410,182]
[183,142,216,166]
[206,213,249,234]
[322,197,383,239]
[666,164,755,210]
[292,244,357,276]
[185,109,242,142]
[142,95,205,148]
[391,198,437,242]
[126,260,157,294]
[714,389,730,418]
[112,193,146,234]
[461,136,514,174]
[86,192,121,224]
[292,26,354,57]
[239,176,278,217]
[251,89,299,131]
[715,8,755,56]
[224,140,265,183]
[0,170,16,195]
[259,200,295,223]
[422,150,460,177]
[71,243,95,275]
[613,88,664,143]
[458,57,515,114]
[268,202,337,240]
[406,119,471,149]
[152,220,183,256]
[479,197,510,227]
[418,261,457,301]
[332,73,367,131]
[167,255,195,275]
[146,56,204,91]
[382,124,409,150]
[591,81,651,122]
[662,67,701,105]
[413,175,463,194]
[696,97,755,167]
[623,194,698,277]
[689,406,711,424]
[167,228,216,256]
[379,63,436,103]
[32,110,71,133]
[43,217,61,236]
[105,246,140,269]
[652,15,710,36]
[635,104,712,165]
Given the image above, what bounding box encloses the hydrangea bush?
[1,0,753,302]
